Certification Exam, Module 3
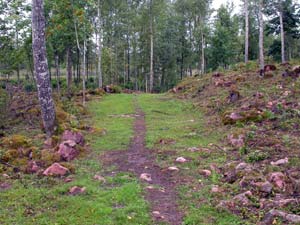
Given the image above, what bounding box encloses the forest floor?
[0,93,243,225]
[1,62,300,225]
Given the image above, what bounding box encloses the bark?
[201,34,205,74]
[82,39,86,106]
[66,47,72,96]
[97,0,103,88]
[149,0,154,92]
[279,9,286,63]
[245,0,249,63]
[32,0,56,137]
[258,0,264,71]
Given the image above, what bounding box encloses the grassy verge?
[0,94,151,225]
[138,94,244,225]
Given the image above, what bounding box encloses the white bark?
[279,9,286,63]
[258,0,264,71]
[149,0,154,92]
[32,0,56,137]
[97,0,103,88]
[245,0,249,63]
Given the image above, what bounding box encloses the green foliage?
[246,150,269,163]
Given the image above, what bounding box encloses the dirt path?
[102,102,183,225]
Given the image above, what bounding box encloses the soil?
[101,102,183,225]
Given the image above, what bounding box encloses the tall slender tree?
[32,0,56,137]
[258,0,264,72]
[149,0,154,93]
[244,0,249,63]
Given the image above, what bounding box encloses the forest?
[0,0,300,225]
[1,0,299,92]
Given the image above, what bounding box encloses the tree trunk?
[245,0,249,63]
[66,47,72,96]
[82,39,86,106]
[201,33,205,74]
[97,0,103,88]
[258,0,264,71]
[279,9,285,63]
[149,0,154,92]
[32,0,56,137]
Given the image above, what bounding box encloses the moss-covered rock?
[1,149,19,162]
[1,135,30,149]
[40,149,61,166]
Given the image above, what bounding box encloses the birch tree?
[244,0,249,63]
[258,0,264,72]
[32,0,56,137]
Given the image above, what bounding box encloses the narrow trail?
[102,99,183,225]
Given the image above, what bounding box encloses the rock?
[229,90,240,103]
[271,158,288,166]
[57,141,79,161]
[224,170,237,183]
[0,182,11,190]
[254,181,273,194]
[168,166,179,171]
[228,134,245,148]
[261,209,300,225]
[211,185,222,193]
[261,198,298,209]
[2,174,10,179]
[43,163,70,176]
[288,170,300,194]
[199,169,212,177]
[69,186,86,195]
[64,177,73,183]
[216,200,235,212]
[94,175,106,182]
[62,130,84,146]
[187,147,200,152]
[233,191,252,206]
[140,173,152,182]
[269,172,285,189]
[27,161,40,173]
[235,162,253,172]
[176,157,187,163]
[152,211,165,219]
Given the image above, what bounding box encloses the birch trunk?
[82,39,86,106]
[149,0,154,92]
[66,47,72,97]
[245,0,249,63]
[279,9,286,63]
[258,0,264,71]
[32,0,56,137]
[97,0,103,88]
[201,33,205,74]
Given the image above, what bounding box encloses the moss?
[56,107,70,124]
[11,158,29,172]
[40,150,61,166]
[222,110,265,125]
[27,107,41,116]
[1,135,30,149]
[1,149,19,162]
[31,148,41,160]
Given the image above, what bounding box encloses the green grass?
[137,94,244,225]
[138,94,219,150]
[0,94,151,225]
[88,94,135,150]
